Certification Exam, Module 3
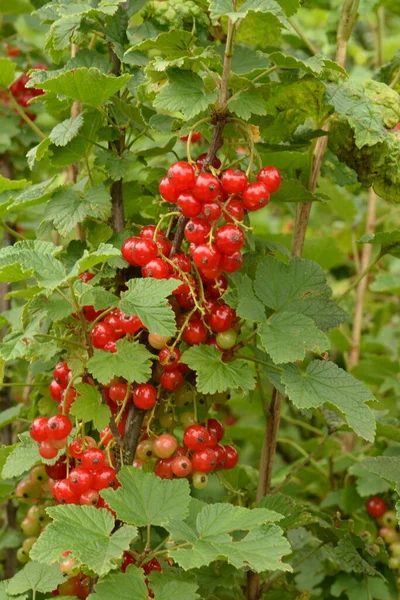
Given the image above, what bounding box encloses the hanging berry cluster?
[0,64,46,121]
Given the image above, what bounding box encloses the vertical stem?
[256,389,283,500]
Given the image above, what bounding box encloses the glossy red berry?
[194,173,221,202]
[160,369,184,391]
[192,244,221,270]
[183,424,210,451]
[153,434,178,458]
[92,467,118,491]
[120,313,144,334]
[54,480,79,504]
[167,161,195,192]
[205,275,228,298]
[68,437,97,460]
[223,445,239,469]
[133,383,157,410]
[79,489,100,506]
[257,165,282,193]
[170,252,192,273]
[215,224,245,254]
[202,201,222,221]
[220,169,248,194]
[154,457,174,479]
[180,131,202,142]
[91,322,116,349]
[30,417,49,443]
[184,218,211,244]
[53,361,70,388]
[45,456,68,480]
[209,303,235,333]
[142,258,170,279]
[206,418,225,442]
[159,176,180,203]
[182,317,208,345]
[104,311,123,339]
[109,382,129,403]
[68,468,94,495]
[121,552,137,573]
[366,497,387,518]
[104,341,117,353]
[140,225,167,241]
[47,415,72,441]
[171,455,193,477]
[191,448,217,472]
[200,266,223,281]
[79,272,95,283]
[132,238,159,267]
[159,347,182,370]
[49,380,64,402]
[39,441,58,459]
[177,191,202,217]
[81,448,106,471]
[243,182,270,211]
[196,153,222,171]
[224,197,245,222]
[220,251,243,273]
[214,443,227,466]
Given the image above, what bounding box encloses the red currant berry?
[205,275,228,298]
[91,322,116,349]
[121,552,137,573]
[214,443,227,466]
[153,434,178,458]
[68,468,94,495]
[92,467,118,491]
[215,224,245,255]
[49,380,64,402]
[142,258,170,279]
[220,169,248,195]
[191,448,217,472]
[175,290,196,309]
[194,173,221,202]
[167,161,195,192]
[183,424,210,451]
[120,313,144,334]
[54,480,79,504]
[47,415,72,441]
[182,317,208,345]
[143,558,162,575]
[104,310,124,339]
[223,445,238,469]
[109,382,129,403]
[243,182,270,211]
[202,201,222,221]
[159,176,179,203]
[68,437,97,460]
[154,457,174,479]
[133,383,157,410]
[81,448,106,471]
[177,191,202,218]
[180,131,202,142]
[45,456,68,480]
[79,489,100,506]
[132,238,159,267]
[39,441,58,459]
[53,361,70,388]
[206,418,225,442]
[79,272,95,283]
[104,341,117,353]
[257,165,282,193]
[30,417,49,443]
[121,236,138,265]
[192,244,221,270]
[366,497,387,518]
[196,153,221,171]
[199,266,223,281]
[159,347,182,370]
[220,251,243,273]
[170,252,192,273]
[209,303,235,333]
[160,369,184,391]
[224,197,245,222]
[184,218,211,244]
[171,455,193,477]
[140,225,167,241]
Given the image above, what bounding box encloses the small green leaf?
[80,287,118,310]
[0,405,23,429]
[362,456,400,484]
[87,339,154,385]
[2,433,40,479]
[49,114,84,147]
[154,70,218,120]
[224,272,265,321]
[7,562,64,595]
[148,568,200,600]
[208,0,286,24]
[282,360,376,441]
[0,240,65,289]
[272,179,326,203]
[67,243,120,278]
[94,149,136,181]
[359,230,400,257]
[258,312,330,364]
[0,58,16,89]
[87,566,148,600]
[0,174,28,193]
[181,345,256,394]
[101,467,190,527]
[70,384,111,432]
[47,186,111,237]
[30,505,137,576]
[119,278,178,337]
[0,581,27,600]
[269,52,346,75]
[229,90,267,120]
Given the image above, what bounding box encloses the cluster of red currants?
[30,413,73,460]
[0,64,47,121]
[121,553,168,598]
[135,419,238,489]
[48,360,78,414]
[366,497,400,574]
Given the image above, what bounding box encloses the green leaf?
[181,345,256,394]
[148,569,200,600]
[334,536,379,577]
[49,114,84,146]
[2,433,40,479]
[167,501,290,572]
[370,272,400,293]
[87,566,148,600]
[0,240,65,289]
[258,312,330,364]
[127,30,195,57]
[67,243,120,278]
[46,186,111,237]
[348,463,391,497]
[223,272,265,321]
[229,90,267,120]
[0,0,32,14]
[30,505,137,576]
[154,70,218,120]
[362,456,400,484]
[7,562,64,595]
[9,177,56,212]
[331,574,391,600]
[86,338,154,385]
[0,581,27,600]
[269,52,346,75]
[282,360,376,442]
[47,15,82,51]
[26,139,52,169]
[38,68,131,106]
[254,256,348,331]
[119,278,178,337]
[0,58,16,89]
[0,404,23,429]
[80,287,118,310]
[70,384,111,432]
[101,467,190,527]
[94,149,136,180]
[0,174,28,194]
[208,0,286,24]
[359,230,400,257]
[272,179,326,203]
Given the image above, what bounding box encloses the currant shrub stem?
[0,222,25,240]
[34,333,87,350]
[287,17,319,55]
